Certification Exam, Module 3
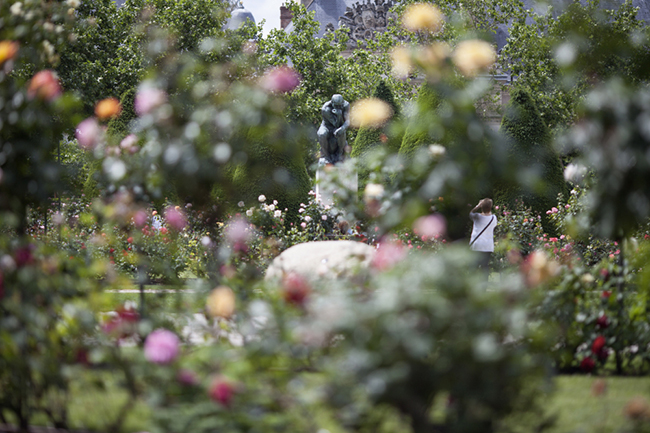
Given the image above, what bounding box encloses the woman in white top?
[469,198,496,274]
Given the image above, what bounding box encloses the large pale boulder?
[265,240,375,281]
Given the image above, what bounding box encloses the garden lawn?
[543,376,650,433]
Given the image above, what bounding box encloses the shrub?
[231,131,311,222]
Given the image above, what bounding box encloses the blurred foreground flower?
[428,144,446,158]
[363,183,384,202]
[350,98,392,128]
[282,272,310,306]
[75,118,101,150]
[452,40,496,77]
[225,217,251,245]
[520,250,559,287]
[413,214,446,240]
[206,286,236,319]
[260,66,301,93]
[209,376,236,406]
[164,206,187,231]
[391,46,413,78]
[27,70,62,101]
[95,97,122,120]
[0,40,19,65]
[402,3,444,33]
[625,396,650,420]
[135,85,167,116]
[564,163,587,182]
[144,329,180,365]
[372,240,407,271]
[102,304,139,337]
[120,134,139,154]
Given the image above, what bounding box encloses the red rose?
[127,236,133,243]
[282,272,311,306]
[596,315,609,329]
[15,246,35,267]
[591,335,607,355]
[602,290,612,299]
[580,357,596,372]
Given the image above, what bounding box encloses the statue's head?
[331,94,344,107]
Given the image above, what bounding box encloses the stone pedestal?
[315,162,358,208]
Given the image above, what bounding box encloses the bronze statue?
[318,94,350,164]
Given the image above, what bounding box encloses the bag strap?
[470,215,495,246]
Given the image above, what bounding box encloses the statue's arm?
[334,104,351,136]
[341,103,351,131]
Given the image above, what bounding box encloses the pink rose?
[225,217,251,244]
[28,70,62,101]
[413,214,446,240]
[120,134,139,154]
[165,206,187,231]
[135,86,167,115]
[76,118,101,150]
[133,210,148,228]
[144,329,180,364]
[260,66,301,93]
[372,240,407,271]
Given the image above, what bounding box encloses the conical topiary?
[352,80,400,191]
[499,87,568,233]
[108,87,137,138]
[398,84,443,160]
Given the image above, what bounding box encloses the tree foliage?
[257,1,411,127]
[501,0,648,130]
[57,0,144,115]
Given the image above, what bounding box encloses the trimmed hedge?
[499,87,568,233]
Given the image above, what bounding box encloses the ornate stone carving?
[336,0,400,48]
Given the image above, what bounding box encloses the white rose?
[274,210,282,218]
[258,195,266,202]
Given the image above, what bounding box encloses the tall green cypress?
[499,87,568,233]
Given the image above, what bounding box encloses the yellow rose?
[364,183,385,202]
[452,40,496,77]
[402,3,444,33]
[95,97,122,120]
[0,40,19,65]
[415,42,450,68]
[350,98,392,129]
[390,46,413,78]
[206,286,236,319]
